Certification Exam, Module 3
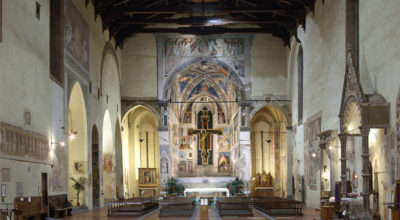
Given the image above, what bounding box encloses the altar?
[184,188,230,197]
[178,177,234,197]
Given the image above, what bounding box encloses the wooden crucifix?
[188,107,222,165]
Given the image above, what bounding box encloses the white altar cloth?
[184,188,230,197]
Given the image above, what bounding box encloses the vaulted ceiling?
[89,0,315,47]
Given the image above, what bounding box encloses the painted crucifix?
[188,107,222,165]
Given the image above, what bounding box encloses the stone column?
[286,126,294,199]
[360,126,371,211]
[339,134,347,198]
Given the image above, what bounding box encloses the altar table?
[184,188,230,197]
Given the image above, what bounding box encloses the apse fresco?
[187,81,220,99]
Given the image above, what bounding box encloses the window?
[50,0,64,85]
[297,46,304,125]
[0,0,2,43]
[36,2,41,20]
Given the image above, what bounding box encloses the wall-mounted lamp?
[312,152,317,158]
[139,138,144,143]
[328,145,333,151]
[265,139,272,144]
[69,131,78,140]
[51,141,65,147]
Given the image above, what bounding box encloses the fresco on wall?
[239,146,251,181]
[51,145,67,191]
[218,128,231,151]
[103,153,113,173]
[217,104,226,124]
[165,38,244,57]
[218,152,231,173]
[304,117,321,190]
[0,122,49,162]
[187,80,220,99]
[160,145,169,188]
[64,0,89,72]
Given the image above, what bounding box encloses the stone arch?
[100,41,120,92]
[122,103,162,126]
[68,82,89,207]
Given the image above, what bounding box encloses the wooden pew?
[217,197,253,217]
[48,194,72,218]
[14,196,47,220]
[253,197,303,216]
[159,197,194,217]
[108,197,158,216]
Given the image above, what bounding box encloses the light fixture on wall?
[51,140,65,147]
[312,152,317,158]
[328,145,333,151]
[265,139,272,144]
[69,131,78,140]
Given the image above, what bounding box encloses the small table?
[184,188,230,197]
[255,186,273,197]
[138,188,157,198]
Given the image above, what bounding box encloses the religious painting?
[218,152,231,174]
[160,150,169,188]
[0,122,49,162]
[187,81,220,99]
[179,135,192,150]
[187,160,193,173]
[2,168,10,182]
[178,161,187,173]
[217,105,226,124]
[138,168,156,186]
[304,115,321,190]
[239,146,251,181]
[218,127,231,151]
[179,151,187,160]
[64,0,89,72]
[179,73,196,92]
[231,58,245,77]
[51,145,67,192]
[24,109,31,127]
[73,161,86,174]
[165,37,244,58]
[103,153,113,173]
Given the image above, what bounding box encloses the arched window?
[297,46,304,125]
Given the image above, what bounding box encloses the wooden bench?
[159,197,194,217]
[14,196,47,220]
[217,197,253,217]
[108,197,158,216]
[48,194,72,218]
[253,196,303,216]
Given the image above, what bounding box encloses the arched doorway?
[122,106,159,198]
[91,125,100,207]
[68,83,88,207]
[102,110,115,202]
[250,105,288,197]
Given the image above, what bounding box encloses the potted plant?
[227,177,244,196]
[166,177,181,196]
[70,177,86,206]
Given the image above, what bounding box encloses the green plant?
[166,177,181,196]
[227,177,244,196]
[70,177,86,205]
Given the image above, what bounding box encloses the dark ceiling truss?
[90,0,315,47]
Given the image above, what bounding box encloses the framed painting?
[138,168,157,187]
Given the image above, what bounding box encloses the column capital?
[359,126,370,136]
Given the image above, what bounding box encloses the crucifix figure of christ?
[188,107,222,165]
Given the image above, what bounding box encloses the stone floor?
[62,205,320,220]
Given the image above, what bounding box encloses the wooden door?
[41,173,48,215]
[92,143,100,207]
[393,180,400,220]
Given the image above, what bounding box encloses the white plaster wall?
[251,34,287,97]
[121,34,158,98]
[0,0,62,204]
[288,0,346,208]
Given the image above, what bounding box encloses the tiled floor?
[63,205,320,220]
